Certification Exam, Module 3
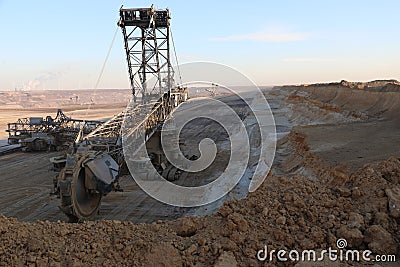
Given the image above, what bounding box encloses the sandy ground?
[294,121,400,172]
[0,94,257,223]
[0,82,400,266]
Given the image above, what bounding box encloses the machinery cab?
[119,7,170,28]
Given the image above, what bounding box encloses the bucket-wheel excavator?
[54,5,188,222]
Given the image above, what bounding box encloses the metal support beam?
[118,6,172,103]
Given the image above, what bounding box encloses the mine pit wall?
[275,83,400,179]
[290,85,400,121]
[276,128,333,182]
[276,126,378,190]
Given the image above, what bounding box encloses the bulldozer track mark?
[0,190,50,218]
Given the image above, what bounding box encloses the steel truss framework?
[7,109,102,142]
[118,6,172,101]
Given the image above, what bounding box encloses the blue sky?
[0,0,399,90]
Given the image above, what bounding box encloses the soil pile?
[0,153,398,266]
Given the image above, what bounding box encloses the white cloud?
[210,31,309,42]
[282,58,337,62]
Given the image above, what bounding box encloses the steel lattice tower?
[118,5,172,103]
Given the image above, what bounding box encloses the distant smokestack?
[23,80,41,90]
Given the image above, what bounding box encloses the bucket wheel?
[58,155,102,222]
[71,167,102,221]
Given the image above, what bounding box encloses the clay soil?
[0,82,400,266]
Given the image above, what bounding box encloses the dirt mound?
[339,80,400,91]
[279,79,400,91]
[1,153,399,266]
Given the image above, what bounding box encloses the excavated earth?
[1,81,400,266]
